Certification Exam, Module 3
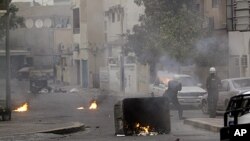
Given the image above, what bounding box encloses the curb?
[0,122,85,138]
[39,122,85,134]
[184,118,223,132]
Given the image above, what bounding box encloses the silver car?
[150,74,207,106]
[201,77,250,114]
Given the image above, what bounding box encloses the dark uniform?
[206,73,221,118]
[163,80,183,119]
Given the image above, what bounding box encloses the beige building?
[200,0,227,30]
[227,0,250,77]
[101,0,150,94]
[71,0,105,88]
[194,0,228,79]
[10,2,76,85]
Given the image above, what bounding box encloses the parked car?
[220,92,250,140]
[150,73,207,106]
[200,77,250,114]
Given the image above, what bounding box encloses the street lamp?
[5,0,11,119]
[119,33,127,94]
[88,43,99,88]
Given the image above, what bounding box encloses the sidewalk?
[184,118,223,132]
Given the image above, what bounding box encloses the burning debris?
[114,97,170,136]
[89,101,97,110]
[135,123,158,136]
[77,107,85,110]
[76,100,98,110]
[70,88,79,93]
[14,103,28,112]
[159,77,172,85]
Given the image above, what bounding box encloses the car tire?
[151,92,155,97]
[201,101,208,114]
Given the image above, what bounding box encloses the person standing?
[206,67,221,118]
[163,80,183,120]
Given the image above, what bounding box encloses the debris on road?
[69,88,79,93]
[77,107,84,110]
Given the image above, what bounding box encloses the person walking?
[163,80,183,120]
[206,67,221,118]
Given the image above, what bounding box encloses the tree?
[0,3,24,40]
[127,0,207,76]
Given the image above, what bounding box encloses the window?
[233,79,250,89]
[108,57,118,65]
[196,4,200,11]
[73,8,80,34]
[104,33,108,42]
[209,17,214,30]
[104,21,107,31]
[212,0,218,8]
[126,56,136,64]
[112,12,115,23]
[241,55,247,67]
[235,57,239,66]
[241,55,248,68]
[117,13,121,21]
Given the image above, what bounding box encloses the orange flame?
[89,101,97,110]
[135,123,157,136]
[159,77,172,85]
[14,103,28,112]
[135,123,150,134]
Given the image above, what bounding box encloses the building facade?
[227,0,250,77]
[10,2,76,84]
[102,0,150,94]
[71,0,105,88]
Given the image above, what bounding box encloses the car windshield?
[232,79,250,89]
[175,77,196,86]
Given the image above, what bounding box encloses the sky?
[12,0,54,5]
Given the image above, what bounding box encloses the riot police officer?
[163,80,183,120]
[206,67,221,118]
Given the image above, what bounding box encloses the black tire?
[2,113,11,121]
[201,101,208,114]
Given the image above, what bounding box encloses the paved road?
[0,89,220,141]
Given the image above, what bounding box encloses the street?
[0,89,219,141]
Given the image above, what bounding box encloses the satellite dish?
[25,19,33,29]
[35,19,43,28]
[44,18,52,28]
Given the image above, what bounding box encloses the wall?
[203,0,226,30]
[228,31,250,77]
[11,3,72,69]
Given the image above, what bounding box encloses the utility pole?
[5,0,11,117]
[120,44,125,93]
